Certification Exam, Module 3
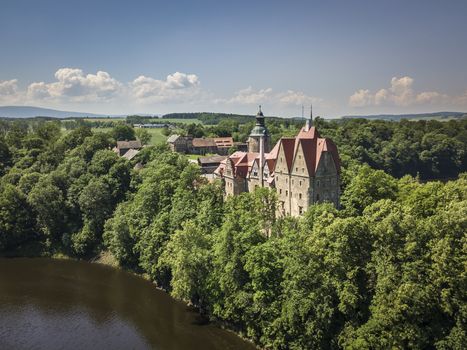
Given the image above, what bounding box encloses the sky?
[1,0,467,118]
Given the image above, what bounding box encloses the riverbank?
[1,246,258,349]
[0,257,255,350]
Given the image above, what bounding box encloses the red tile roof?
[192,138,217,147]
[280,138,296,172]
[219,124,340,181]
[214,137,234,148]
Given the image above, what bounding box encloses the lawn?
[146,128,167,144]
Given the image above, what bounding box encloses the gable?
[290,141,310,177]
[316,151,337,176]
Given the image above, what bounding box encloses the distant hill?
[0,106,118,119]
[341,111,467,121]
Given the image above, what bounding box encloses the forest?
[0,117,466,349]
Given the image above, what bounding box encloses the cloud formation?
[348,76,464,108]
[224,86,322,107]
[130,72,200,104]
[27,68,122,102]
[0,68,203,108]
[0,79,20,103]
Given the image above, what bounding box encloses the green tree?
[135,128,151,145]
[110,124,135,141]
[0,184,35,251]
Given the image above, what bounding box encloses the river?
[0,258,255,350]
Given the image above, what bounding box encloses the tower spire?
[305,103,313,131]
[310,103,313,126]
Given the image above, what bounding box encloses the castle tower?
[247,105,270,153]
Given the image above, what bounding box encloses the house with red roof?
[215,107,341,216]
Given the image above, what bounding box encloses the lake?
[0,258,254,350]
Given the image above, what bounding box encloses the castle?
[214,106,341,216]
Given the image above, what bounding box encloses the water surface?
[0,258,254,350]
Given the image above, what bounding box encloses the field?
[61,127,168,146]
[91,127,167,145]
[146,128,167,144]
[148,118,202,124]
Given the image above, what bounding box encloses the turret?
[248,105,270,153]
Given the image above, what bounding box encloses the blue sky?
[1,0,466,117]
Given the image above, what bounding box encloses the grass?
[146,128,167,144]
[157,118,202,124]
[61,126,168,146]
[91,127,167,145]
[185,153,218,160]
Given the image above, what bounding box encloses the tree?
[27,180,67,245]
[0,184,35,251]
[0,138,11,176]
[341,164,398,215]
[135,128,151,145]
[110,124,135,141]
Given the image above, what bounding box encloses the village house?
[197,155,227,174]
[167,135,235,155]
[113,140,142,157]
[214,106,341,216]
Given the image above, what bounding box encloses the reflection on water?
[0,258,254,350]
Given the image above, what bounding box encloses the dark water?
[0,258,254,350]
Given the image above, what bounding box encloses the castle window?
[286,190,288,196]
[296,167,298,172]
[302,168,304,173]
[279,189,282,194]
[317,180,320,187]
[299,206,303,215]
[280,157,283,163]
[299,180,302,186]
[299,155,302,159]
[299,193,302,199]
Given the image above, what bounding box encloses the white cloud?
[130,72,200,104]
[0,79,22,104]
[0,68,203,109]
[224,86,322,108]
[0,79,18,96]
[349,76,465,108]
[26,68,122,102]
[226,86,274,104]
[349,89,372,107]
